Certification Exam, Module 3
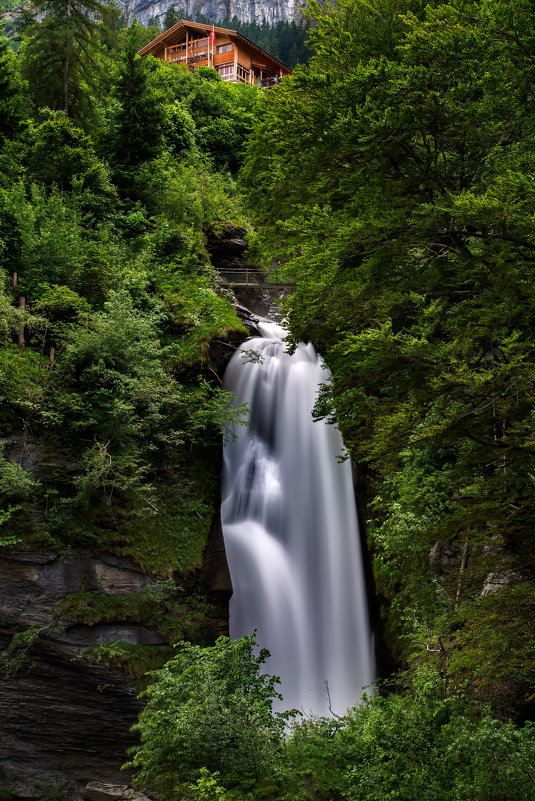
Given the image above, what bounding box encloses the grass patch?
[56,585,215,645]
[102,452,221,576]
[86,641,176,682]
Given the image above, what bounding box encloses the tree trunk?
[64,0,72,115]
[454,539,469,611]
[18,296,26,351]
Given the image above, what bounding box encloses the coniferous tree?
[112,23,164,198]
[0,31,25,142]
[163,6,181,30]
[20,0,107,122]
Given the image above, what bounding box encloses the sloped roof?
[138,19,291,74]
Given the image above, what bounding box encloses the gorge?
[2,0,535,796]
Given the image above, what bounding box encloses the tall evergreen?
[0,31,25,142]
[20,0,107,123]
[163,6,181,30]
[112,23,164,198]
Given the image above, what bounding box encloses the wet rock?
[198,515,232,641]
[0,629,141,797]
[0,509,232,794]
[0,551,151,794]
[429,540,466,573]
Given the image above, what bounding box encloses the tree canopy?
[242,0,535,717]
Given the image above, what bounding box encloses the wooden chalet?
[138,19,291,87]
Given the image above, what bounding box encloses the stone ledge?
[81,783,153,801]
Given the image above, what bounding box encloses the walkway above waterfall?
[207,225,296,289]
[217,266,296,289]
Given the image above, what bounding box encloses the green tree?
[20,0,108,122]
[241,0,535,714]
[0,30,26,143]
[112,24,164,197]
[126,635,294,797]
[163,6,181,30]
[25,110,114,210]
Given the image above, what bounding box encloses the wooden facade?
[138,20,291,87]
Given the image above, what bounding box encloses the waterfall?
[221,322,375,718]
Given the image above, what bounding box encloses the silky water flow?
[221,322,375,717]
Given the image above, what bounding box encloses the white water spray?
[221,322,375,717]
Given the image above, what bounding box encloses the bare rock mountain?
[121,0,303,28]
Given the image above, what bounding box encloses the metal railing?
[217,266,295,288]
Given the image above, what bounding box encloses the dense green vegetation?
[129,637,535,801]
[0,4,250,632]
[1,0,535,797]
[243,0,535,722]
[127,636,294,797]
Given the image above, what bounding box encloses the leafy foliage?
[0,10,249,598]
[126,635,294,798]
[242,0,535,715]
[286,671,535,801]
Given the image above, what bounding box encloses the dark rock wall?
[0,519,232,796]
[0,552,143,795]
[0,632,141,795]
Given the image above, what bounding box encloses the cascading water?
[221,322,375,717]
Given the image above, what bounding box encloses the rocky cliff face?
[0,551,143,796]
[119,0,304,28]
[0,526,232,798]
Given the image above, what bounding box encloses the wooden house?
[138,19,291,87]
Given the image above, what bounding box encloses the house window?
[237,64,249,82]
[217,64,234,80]
[217,43,232,54]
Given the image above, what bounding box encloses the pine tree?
[163,6,181,30]
[20,0,107,122]
[0,31,25,142]
[112,23,164,194]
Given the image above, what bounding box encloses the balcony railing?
[260,77,280,88]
